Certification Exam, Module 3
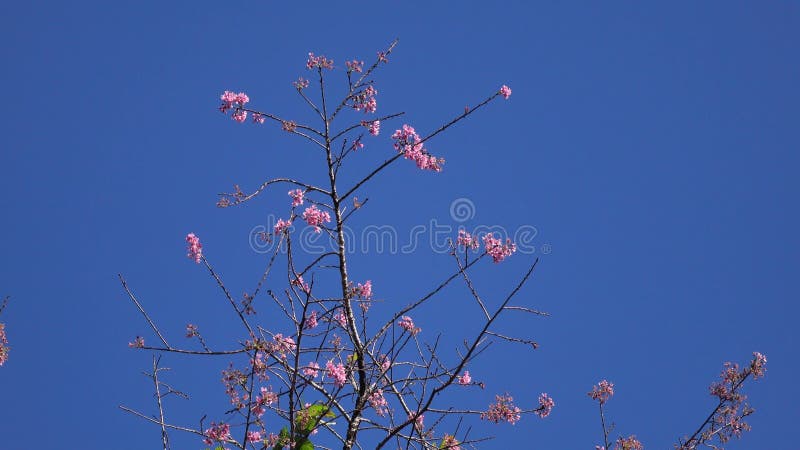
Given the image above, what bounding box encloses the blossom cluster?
[303,361,320,378]
[353,85,378,113]
[536,393,555,418]
[482,233,516,263]
[326,360,347,388]
[345,59,364,73]
[203,422,232,446]
[441,435,461,450]
[391,124,444,172]
[368,389,389,416]
[614,436,643,450]
[589,379,614,404]
[251,386,278,417]
[274,218,292,235]
[362,119,380,136]
[481,394,521,425]
[302,205,331,233]
[351,280,373,300]
[219,90,251,123]
[499,85,512,99]
[457,370,472,385]
[456,230,480,250]
[397,315,420,335]
[288,189,305,207]
[0,323,8,366]
[186,232,202,263]
[306,52,334,70]
[293,77,310,90]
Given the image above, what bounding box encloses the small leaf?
[296,438,314,450]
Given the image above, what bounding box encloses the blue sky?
[1,2,798,449]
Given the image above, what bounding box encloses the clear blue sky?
[1,2,798,449]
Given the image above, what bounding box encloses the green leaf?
[296,438,314,450]
[296,404,330,436]
[273,427,290,450]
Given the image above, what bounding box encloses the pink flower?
[379,355,391,372]
[377,51,389,63]
[307,52,334,70]
[232,109,247,123]
[441,435,461,450]
[185,324,199,338]
[499,85,512,99]
[203,422,232,446]
[409,413,424,431]
[326,360,347,388]
[614,436,643,450]
[305,311,318,329]
[456,230,479,250]
[368,389,389,416]
[293,77,310,89]
[589,380,614,404]
[333,311,347,328]
[397,315,420,335]
[351,138,364,151]
[288,189,305,207]
[186,233,202,263]
[274,218,292,235]
[536,393,555,418]
[128,336,144,348]
[247,431,262,443]
[482,233,516,263]
[751,352,767,379]
[302,205,332,233]
[353,85,378,113]
[481,394,521,425]
[292,275,310,294]
[458,370,472,385]
[252,112,265,124]
[353,280,373,300]
[363,120,380,136]
[271,334,296,359]
[345,59,364,73]
[0,323,8,366]
[282,120,297,132]
[303,361,320,378]
[391,124,444,172]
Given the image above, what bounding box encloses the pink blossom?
[377,51,389,63]
[333,311,347,328]
[379,355,391,372]
[288,189,305,207]
[293,77,310,89]
[345,59,364,73]
[186,233,203,263]
[0,323,8,366]
[351,138,364,151]
[409,413,424,431]
[305,311,318,329]
[353,85,378,113]
[456,230,479,250]
[362,120,380,136]
[326,360,347,388]
[391,124,444,172]
[303,361,320,378]
[282,120,297,132]
[353,280,373,300]
[589,380,614,404]
[499,85,512,99]
[274,218,292,235]
[247,431,262,443]
[252,112,265,124]
[219,90,237,113]
[232,109,247,123]
[397,315,420,335]
[368,389,389,416]
[128,336,144,348]
[203,422,232,446]
[271,334,296,359]
[614,436,643,450]
[302,205,332,233]
[481,394,522,425]
[482,233,516,263]
[751,352,767,379]
[185,323,199,338]
[307,52,334,70]
[457,370,472,385]
[292,275,310,294]
[536,393,555,418]
[441,435,461,450]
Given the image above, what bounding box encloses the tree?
[120,41,766,450]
